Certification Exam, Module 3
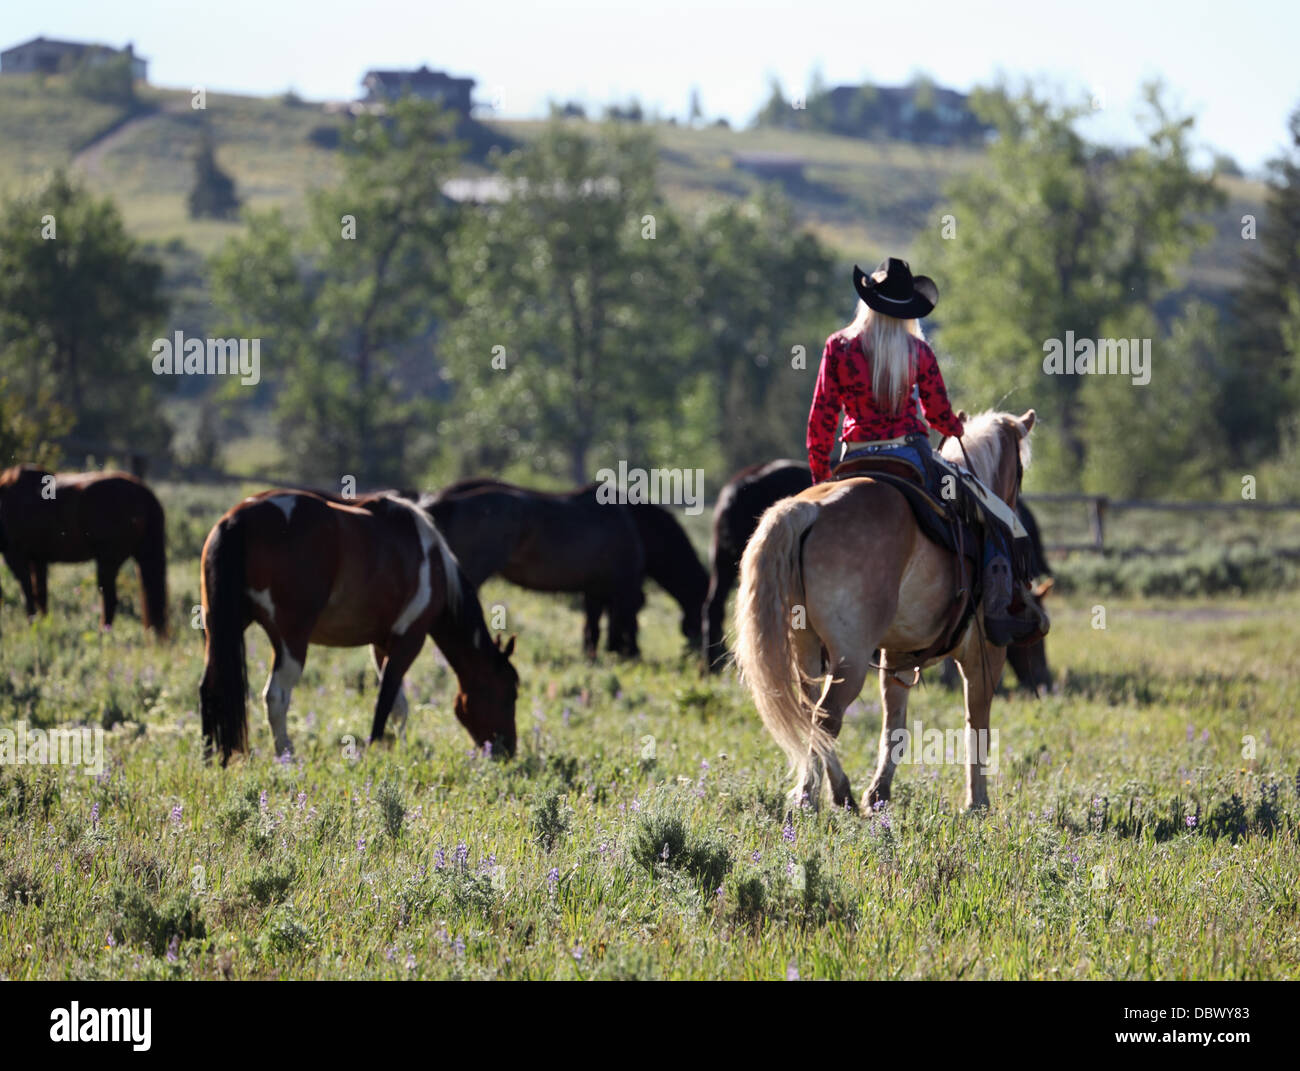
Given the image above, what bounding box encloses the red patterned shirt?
[806,331,964,483]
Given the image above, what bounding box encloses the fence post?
[1089,496,1108,552]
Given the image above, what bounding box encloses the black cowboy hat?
[852,257,939,319]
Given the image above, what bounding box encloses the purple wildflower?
[782,816,796,844]
[1186,814,1197,828]
[433,846,446,870]
[455,841,469,866]
[547,866,560,888]
[786,963,800,981]
[169,803,183,827]
[166,935,179,963]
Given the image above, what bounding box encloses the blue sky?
[4,0,1296,172]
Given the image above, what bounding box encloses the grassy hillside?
[1,75,1265,275]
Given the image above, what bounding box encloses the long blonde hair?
[840,297,924,415]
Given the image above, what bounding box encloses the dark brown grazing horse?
[0,465,167,637]
[199,489,518,764]
[430,478,708,654]
[706,457,1054,691]
[421,480,646,658]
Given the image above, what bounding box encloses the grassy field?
[0,481,1297,980]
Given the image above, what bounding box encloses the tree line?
[1,86,1297,500]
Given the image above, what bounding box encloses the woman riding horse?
[806,258,1040,645]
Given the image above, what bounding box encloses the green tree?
[209,99,464,485]
[754,77,791,129]
[916,82,1223,492]
[0,377,72,468]
[441,120,679,484]
[0,171,168,454]
[1230,103,1300,460]
[188,125,241,220]
[677,187,837,477]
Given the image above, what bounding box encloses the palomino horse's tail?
[734,497,831,772]
[136,495,169,638]
[199,518,249,764]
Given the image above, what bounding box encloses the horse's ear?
[956,409,969,423]
[1018,409,1037,434]
[503,635,516,658]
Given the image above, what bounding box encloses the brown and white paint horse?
[199,490,518,764]
[734,410,1038,812]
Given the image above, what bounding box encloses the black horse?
[425,479,707,658]
[703,460,813,670]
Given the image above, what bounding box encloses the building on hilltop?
[0,36,148,81]
[823,82,990,145]
[360,66,475,113]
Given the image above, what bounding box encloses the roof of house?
[2,35,138,55]
[362,65,474,87]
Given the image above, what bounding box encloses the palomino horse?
[0,465,168,636]
[199,490,518,764]
[708,458,1053,689]
[421,480,648,657]
[734,411,1038,812]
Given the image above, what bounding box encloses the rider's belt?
[842,433,924,452]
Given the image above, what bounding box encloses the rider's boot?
[981,554,1048,646]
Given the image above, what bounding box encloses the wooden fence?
[1021,493,1300,555]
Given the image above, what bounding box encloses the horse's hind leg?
[702,552,737,671]
[372,644,411,742]
[5,548,38,617]
[369,632,424,744]
[866,670,911,809]
[95,555,124,629]
[263,632,305,759]
[30,560,48,614]
[804,649,868,811]
[581,591,603,659]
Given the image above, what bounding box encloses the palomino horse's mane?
[939,410,1032,489]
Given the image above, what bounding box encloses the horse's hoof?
[864,783,890,812]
